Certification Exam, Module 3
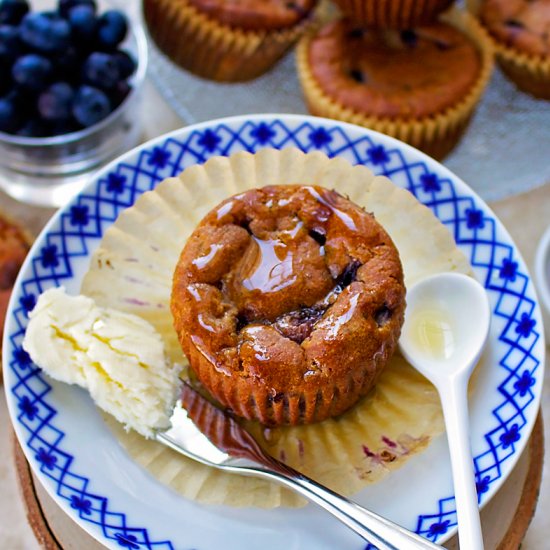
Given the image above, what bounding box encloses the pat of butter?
[23,287,182,438]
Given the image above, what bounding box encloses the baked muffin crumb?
[307,20,482,119]
[171,185,406,425]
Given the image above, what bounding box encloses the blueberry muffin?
[171,184,406,426]
[143,0,318,82]
[476,0,550,98]
[297,9,494,159]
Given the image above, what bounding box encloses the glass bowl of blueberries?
[0,0,147,206]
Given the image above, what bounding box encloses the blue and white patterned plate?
[3,115,545,550]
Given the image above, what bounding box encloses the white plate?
[3,115,545,550]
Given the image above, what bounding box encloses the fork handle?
[172,384,442,548]
[237,462,442,550]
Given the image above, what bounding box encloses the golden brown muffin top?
[171,185,405,393]
[187,0,317,31]
[480,0,550,56]
[308,20,482,119]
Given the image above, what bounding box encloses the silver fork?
[155,384,442,550]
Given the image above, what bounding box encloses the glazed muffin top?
[480,0,550,56]
[187,0,317,31]
[171,184,405,394]
[307,20,482,119]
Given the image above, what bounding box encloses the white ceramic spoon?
[399,272,491,550]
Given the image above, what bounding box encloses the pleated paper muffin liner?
[143,0,318,82]
[82,147,472,508]
[468,0,550,99]
[296,8,495,160]
[332,0,454,29]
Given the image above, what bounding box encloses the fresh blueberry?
[82,51,119,89]
[109,79,130,108]
[0,0,29,25]
[38,82,74,121]
[49,117,78,135]
[12,53,53,90]
[20,12,71,52]
[0,96,21,133]
[9,86,38,117]
[54,45,80,77]
[0,24,22,63]
[72,84,110,126]
[0,67,12,94]
[112,49,135,79]
[16,118,50,137]
[58,0,96,18]
[68,5,96,41]
[95,10,127,50]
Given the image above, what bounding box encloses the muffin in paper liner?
[0,211,32,379]
[81,147,472,508]
[332,0,454,29]
[468,0,550,99]
[296,8,495,160]
[143,0,318,82]
[171,184,406,426]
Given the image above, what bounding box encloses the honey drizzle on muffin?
[171,185,405,425]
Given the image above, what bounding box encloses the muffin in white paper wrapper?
[81,147,471,508]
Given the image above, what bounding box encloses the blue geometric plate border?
[3,115,545,549]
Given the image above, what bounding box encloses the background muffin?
[171,185,406,426]
[296,8,494,159]
[0,212,31,378]
[332,0,454,29]
[143,0,318,82]
[472,0,550,98]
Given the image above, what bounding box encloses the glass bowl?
[0,8,148,207]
